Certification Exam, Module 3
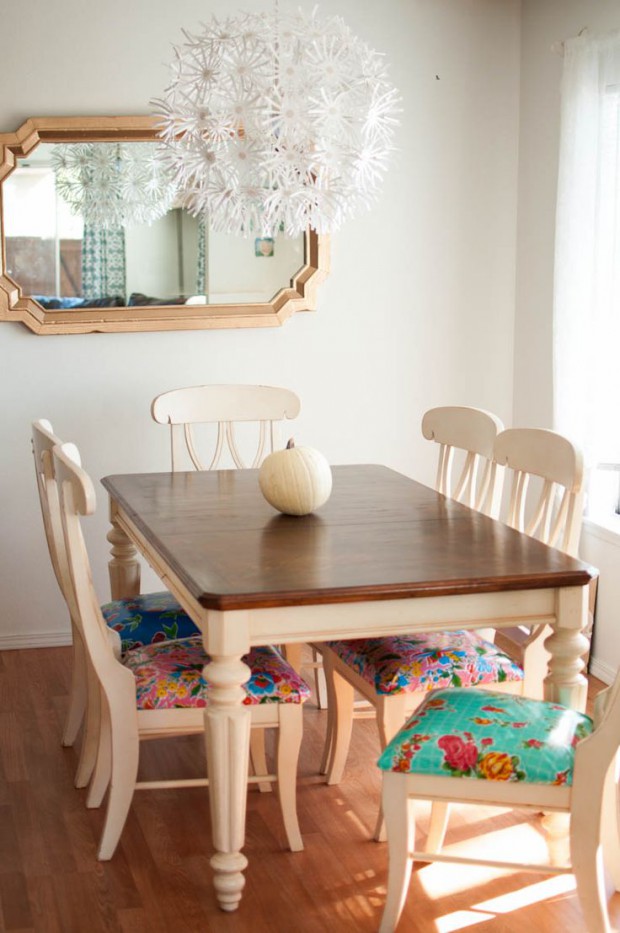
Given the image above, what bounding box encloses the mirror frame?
[0,116,330,335]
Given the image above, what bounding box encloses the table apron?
[244,589,560,645]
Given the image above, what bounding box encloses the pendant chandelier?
[152,6,399,237]
[51,142,178,229]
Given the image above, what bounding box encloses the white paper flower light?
[152,7,399,237]
[51,142,178,229]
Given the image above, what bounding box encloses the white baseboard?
[0,631,72,651]
[589,655,615,685]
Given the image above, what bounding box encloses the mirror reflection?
[3,142,305,311]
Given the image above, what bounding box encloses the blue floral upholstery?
[122,635,312,709]
[327,631,524,695]
[377,688,593,785]
[101,591,199,652]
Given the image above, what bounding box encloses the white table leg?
[107,501,141,600]
[202,610,252,912]
[543,585,590,711]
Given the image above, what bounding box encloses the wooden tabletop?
[102,465,595,611]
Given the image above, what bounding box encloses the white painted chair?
[32,419,92,769]
[320,408,522,842]
[53,440,310,860]
[151,383,327,708]
[322,420,591,846]
[422,405,505,516]
[32,420,201,789]
[150,383,301,471]
[377,681,620,933]
[493,427,589,699]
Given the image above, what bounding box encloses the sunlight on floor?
[410,806,577,933]
[343,800,374,837]
[417,820,554,899]
[435,876,576,932]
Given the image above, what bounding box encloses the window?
[4,161,83,298]
[553,32,620,523]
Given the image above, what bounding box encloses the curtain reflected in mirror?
[3,142,305,311]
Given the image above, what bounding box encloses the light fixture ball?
[153,7,400,237]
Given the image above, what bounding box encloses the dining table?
[101,463,595,913]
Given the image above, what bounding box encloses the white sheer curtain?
[554,31,620,480]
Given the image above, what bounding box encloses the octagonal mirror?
[0,117,329,335]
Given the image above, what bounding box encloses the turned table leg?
[107,500,141,600]
[543,585,590,711]
[202,610,252,912]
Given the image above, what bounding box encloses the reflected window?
[4,161,83,297]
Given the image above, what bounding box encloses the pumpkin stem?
[286,438,295,449]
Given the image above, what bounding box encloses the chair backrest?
[493,428,584,558]
[53,441,128,687]
[421,406,505,516]
[151,384,301,471]
[31,419,74,607]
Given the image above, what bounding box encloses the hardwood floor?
[1,645,618,933]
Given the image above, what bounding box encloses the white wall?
[517,0,620,679]
[0,0,520,647]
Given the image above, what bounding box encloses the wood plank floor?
[1,645,619,933]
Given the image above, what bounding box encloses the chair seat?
[123,635,312,709]
[377,688,593,785]
[326,631,524,695]
[102,591,199,652]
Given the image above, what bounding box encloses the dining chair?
[422,405,505,517]
[151,383,328,708]
[32,419,200,789]
[321,420,590,844]
[377,681,619,933]
[492,427,590,699]
[319,408,520,803]
[150,383,301,471]
[53,439,311,859]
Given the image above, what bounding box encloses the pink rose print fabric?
[122,635,311,709]
[377,688,593,785]
[327,631,523,695]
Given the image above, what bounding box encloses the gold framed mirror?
[0,117,330,335]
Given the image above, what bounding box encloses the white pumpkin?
[259,439,332,516]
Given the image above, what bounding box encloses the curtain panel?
[554,32,620,474]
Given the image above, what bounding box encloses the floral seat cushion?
[123,635,312,709]
[102,591,199,652]
[327,631,524,696]
[377,688,593,786]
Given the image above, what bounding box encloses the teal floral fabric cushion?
[327,632,524,696]
[123,635,312,709]
[377,688,593,786]
[101,591,199,652]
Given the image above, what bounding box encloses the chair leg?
[325,668,356,785]
[379,773,415,933]
[374,696,411,842]
[319,651,337,775]
[281,643,303,673]
[74,661,101,788]
[312,647,329,710]
[250,728,272,793]
[62,623,87,747]
[276,705,303,852]
[602,751,620,892]
[97,701,139,861]
[86,691,111,809]
[570,786,610,933]
[425,802,450,853]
